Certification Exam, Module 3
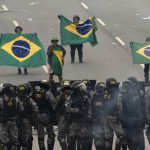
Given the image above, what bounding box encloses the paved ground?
[0,0,150,149]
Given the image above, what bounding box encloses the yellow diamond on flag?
[65,18,93,38]
[53,51,63,66]
[136,45,150,60]
[1,36,41,62]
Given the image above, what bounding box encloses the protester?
[144,37,150,82]
[70,15,84,63]
[15,26,28,75]
[47,36,66,82]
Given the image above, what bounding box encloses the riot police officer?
[17,83,39,150]
[91,82,108,150]
[104,78,124,150]
[117,79,145,150]
[54,80,72,150]
[65,81,91,150]
[81,79,93,150]
[0,83,24,150]
[144,80,150,144]
[32,80,55,150]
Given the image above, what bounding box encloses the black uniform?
[54,89,72,150]
[118,80,145,150]
[104,78,124,150]
[65,93,90,150]
[0,96,24,150]
[145,84,150,144]
[32,89,55,150]
[17,95,39,150]
[91,91,108,150]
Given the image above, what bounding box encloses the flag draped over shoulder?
[52,47,63,75]
[0,33,46,68]
[59,15,98,46]
[130,42,150,64]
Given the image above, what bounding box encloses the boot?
[18,68,21,74]
[28,142,32,150]
[24,68,28,75]
[71,59,74,63]
[122,145,127,150]
[48,144,54,150]
[79,59,83,63]
[145,75,149,82]
[40,148,46,150]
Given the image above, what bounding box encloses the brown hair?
[146,37,150,42]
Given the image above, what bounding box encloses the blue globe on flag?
[12,40,30,58]
[76,20,92,35]
[144,47,150,57]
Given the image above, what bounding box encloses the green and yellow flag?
[59,15,98,46]
[130,42,150,64]
[0,33,46,67]
[52,47,63,75]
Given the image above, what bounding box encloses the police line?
[1,80,149,91]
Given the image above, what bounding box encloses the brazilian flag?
[0,33,46,67]
[130,42,150,64]
[52,47,63,75]
[59,15,98,46]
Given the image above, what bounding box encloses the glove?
[75,109,83,116]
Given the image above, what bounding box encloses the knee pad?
[146,128,150,141]
[58,136,66,144]
[105,139,113,148]
[38,137,44,142]
[28,135,33,143]
[11,145,18,150]
[47,137,55,145]
[0,143,8,150]
[38,137,45,148]
[95,140,104,148]
[68,135,76,146]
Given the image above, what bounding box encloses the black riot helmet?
[106,78,118,88]
[17,83,32,96]
[82,79,89,85]
[120,80,134,96]
[71,81,87,95]
[95,82,106,93]
[71,81,82,91]
[127,77,138,84]
[127,77,140,93]
[39,80,51,91]
[61,80,72,92]
[82,79,91,91]
[106,78,118,95]
[0,83,15,97]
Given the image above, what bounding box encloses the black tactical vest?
[92,92,106,117]
[3,98,18,118]
[22,96,33,117]
[32,90,52,113]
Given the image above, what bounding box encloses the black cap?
[73,15,80,20]
[15,26,23,33]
